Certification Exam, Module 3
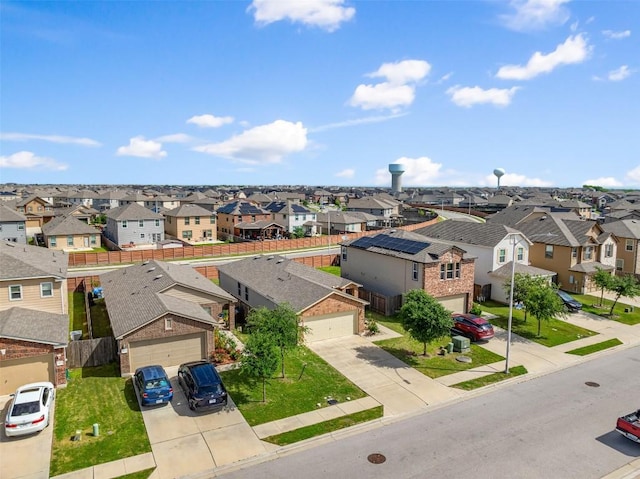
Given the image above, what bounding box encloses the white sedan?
[4,382,55,437]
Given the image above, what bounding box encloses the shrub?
[470,303,482,315]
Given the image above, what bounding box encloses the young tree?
[241,331,279,403]
[524,281,565,337]
[593,267,615,307]
[247,303,305,378]
[504,273,535,323]
[608,274,640,316]
[399,289,453,356]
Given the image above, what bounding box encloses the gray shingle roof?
[601,219,640,239]
[0,204,27,222]
[164,204,214,218]
[100,260,235,338]
[217,255,366,313]
[105,202,163,220]
[0,307,68,346]
[42,214,101,236]
[516,216,602,247]
[489,261,557,279]
[0,241,68,280]
[415,220,521,247]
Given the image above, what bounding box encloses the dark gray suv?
[177,361,228,411]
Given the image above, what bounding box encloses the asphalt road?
[215,345,640,479]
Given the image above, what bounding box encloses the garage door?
[129,333,205,371]
[439,294,467,314]
[305,312,356,342]
[0,355,54,396]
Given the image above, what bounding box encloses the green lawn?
[263,406,383,446]
[220,347,367,426]
[50,364,150,476]
[90,298,113,338]
[113,469,156,479]
[565,338,623,356]
[317,266,341,276]
[478,300,598,347]
[450,365,528,390]
[368,311,405,334]
[68,292,88,338]
[573,294,640,325]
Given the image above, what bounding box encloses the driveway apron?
[307,336,462,417]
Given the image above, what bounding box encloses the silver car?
[4,382,55,437]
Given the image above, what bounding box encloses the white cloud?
[310,113,407,133]
[625,167,640,185]
[248,0,354,32]
[0,132,101,146]
[436,72,453,84]
[154,133,193,143]
[335,168,355,178]
[374,157,443,186]
[0,151,68,171]
[500,0,570,31]
[187,114,234,128]
[349,59,430,111]
[602,29,631,40]
[447,85,520,108]
[193,120,307,165]
[482,172,552,187]
[583,176,623,188]
[496,34,591,80]
[116,136,167,159]
[608,65,632,82]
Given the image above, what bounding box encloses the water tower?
[389,163,406,193]
[493,168,505,189]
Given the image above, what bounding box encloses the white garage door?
[0,355,54,396]
[439,294,467,314]
[305,312,356,342]
[129,333,205,371]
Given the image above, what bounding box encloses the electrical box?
[452,335,470,353]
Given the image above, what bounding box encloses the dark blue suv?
[178,361,228,411]
[134,365,173,407]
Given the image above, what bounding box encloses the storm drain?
[585,381,600,387]
[368,453,386,464]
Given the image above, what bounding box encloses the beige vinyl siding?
[0,278,68,314]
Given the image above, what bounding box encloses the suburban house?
[217,255,368,342]
[53,204,100,224]
[42,214,102,251]
[0,204,27,243]
[216,200,284,241]
[346,196,403,228]
[601,219,640,276]
[103,202,165,248]
[0,241,69,395]
[414,220,556,304]
[14,195,55,234]
[100,260,237,376]
[164,203,217,244]
[93,190,128,212]
[263,201,317,234]
[317,210,367,235]
[340,229,476,315]
[144,194,181,213]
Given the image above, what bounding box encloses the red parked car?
[451,313,495,341]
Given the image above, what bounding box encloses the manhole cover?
[367,453,386,464]
[585,381,600,387]
[456,356,472,363]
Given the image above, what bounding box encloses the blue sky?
[1,0,638,188]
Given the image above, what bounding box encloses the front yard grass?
[573,294,640,325]
[220,347,367,426]
[478,300,598,347]
[263,406,383,446]
[565,338,623,356]
[451,365,528,390]
[68,292,88,338]
[50,363,150,476]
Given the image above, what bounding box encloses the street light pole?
[505,236,518,374]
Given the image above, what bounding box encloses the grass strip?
[451,365,528,391]
[263,406,383,446]
[113,468,156,479]
[565,338,623,356]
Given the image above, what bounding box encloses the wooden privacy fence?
[67,337,117,368]
[360,288,403,316]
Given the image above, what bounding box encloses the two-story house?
[42,214,102,251]
[263,201,316,234]
[340,229,476,315]
[103,202,164,248]
[345,195,402,228]
[15,195,55,234]
[0,242,69,394]
[0,204,27,243]
[216,200,283,241]
[164,204,217,244]
[601,219,640,276]
[93,190,128,212]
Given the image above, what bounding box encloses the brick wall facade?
[0,338,67,387]
[118,314,215,376]
[300,294,366,334]
[423,251,476,312]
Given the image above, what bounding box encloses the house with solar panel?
[263,200,317,235]
[339,229,476,315]
[216,200,286,241]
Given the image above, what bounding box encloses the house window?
[17,224,24,230]
[90,235,96,245]
[210,216,215,224]
[195,217,200,225]
[517,247,524,261]
[140,233,145,239]
[50,237,57,247]
[498,248,506,263]
[605,244,614,258]
[155,219,160,227]
[237,281,241,296]
[545,244,553,258]
[569,275,575,284]
[184,217,190,225]
[584,246,593,260]
[571,247,578,258]
[616,259,624,271]
[138,220,144,227]
[440,263,460,280]
[122,220,127,228]
[626,239,634,252]
[412,262,419,281]
[341,246,347,261]
[9,284,22,301]
[251,215,256,222]
[295,215,299,221]
[41,282,53,298]
[67,235,74,246]
[165,318,173,330]
[244,286,249,301]
[182,230,192,239]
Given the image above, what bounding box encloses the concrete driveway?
[0,395,53,479]
[307,336,462,417]
[139,367,270,479]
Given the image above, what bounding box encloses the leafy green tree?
[241,331,279,403]
[608,274,640,316]
[399,289,453,356]
[247,303,305,378]
[592,267,615,307]
[524,281,565,337]
[292,226,305,239]
[504,273,536,323]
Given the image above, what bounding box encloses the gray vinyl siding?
[105,218,164,245]
[0,221,27,243]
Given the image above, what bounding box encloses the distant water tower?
[389,163,406,193]
[493,168,505,189]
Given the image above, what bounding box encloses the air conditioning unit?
[452,335,470,353]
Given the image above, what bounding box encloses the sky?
[0,0,638,189]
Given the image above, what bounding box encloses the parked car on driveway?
[177,361,228,411]
[4,382,55,437]
[557,290,582,312]
[134,365,173,407]
[451,313,495,342]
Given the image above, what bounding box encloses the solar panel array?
[217,201,264,215]
[350,234,427,255]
